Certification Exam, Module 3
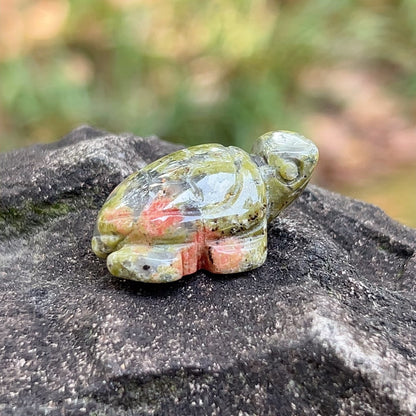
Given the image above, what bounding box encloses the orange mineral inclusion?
[140,197,183,238]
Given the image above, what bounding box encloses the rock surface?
[1,126,415,416]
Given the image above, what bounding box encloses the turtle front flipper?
[203,231,267,274]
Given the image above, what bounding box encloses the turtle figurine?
[92,131,319,283]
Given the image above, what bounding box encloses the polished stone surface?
[92,131,318,282]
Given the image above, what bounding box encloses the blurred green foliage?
[0,0,415,226]
[1,0,415,151]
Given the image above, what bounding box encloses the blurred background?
[0,0,415,226]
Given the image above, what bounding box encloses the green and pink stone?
[92,131,319,283]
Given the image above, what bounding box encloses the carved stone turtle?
[92,131,319,283]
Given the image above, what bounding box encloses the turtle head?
[251,131,319,222]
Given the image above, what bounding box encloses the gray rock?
[0,126,415,416]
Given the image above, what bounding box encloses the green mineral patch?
[0,201,71,238]
[32,201,71,217]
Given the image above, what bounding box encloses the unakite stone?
[92,131,319,283]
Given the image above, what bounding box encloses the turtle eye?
[279,160,298,181]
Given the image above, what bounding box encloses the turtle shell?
[92,143,268,282]
[96,144,267,243]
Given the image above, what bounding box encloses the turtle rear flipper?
[106,243,189,283]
